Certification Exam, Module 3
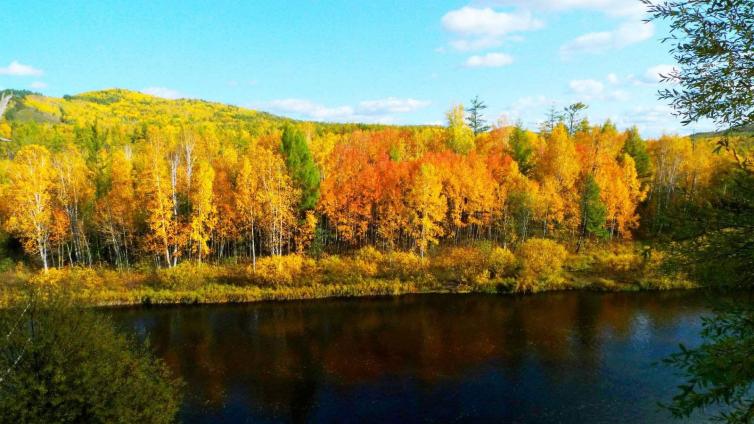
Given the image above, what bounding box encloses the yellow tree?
[445,105,475,154]
[407,163,447,257]
[139,137,180,267]
[96,147,136,268]
[212,147,240,261]
[188,160,216,263]
[235,153,262,268]
[535,125,581,234]
[3,145,54,270]
[52,144,94,265]
[257,147,298,256]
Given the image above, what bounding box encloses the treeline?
[0,90,734,270]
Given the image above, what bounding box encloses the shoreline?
[1,243,697,308]
[3,273,698,309]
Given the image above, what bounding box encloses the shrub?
[155,262,219,290]
[379,251,426,280]
[319,254,377,284]
[30,267,105,289]
[430,246,489,285]
[249,254,316,286]
[595,251,642,274]
[487,247,516,280]
[0,295,182,422]
[354,246,384,264]
[516,238,568,292]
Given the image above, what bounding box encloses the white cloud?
[269,99,354,120]
[498,95,558,126]
[441,7,543,53]
[358,97,431,114]
[465,52,514,68]
[570,79,605,97]
[606,73,620,84]
[267,97,430,123]
[142,87,184,99]
[560,21,654,57]
[569,78,629,101]
[449,37,503,52]
[489,0,646,18]
[442,7,543,37]
[643,64,678,83]
[0,60,43,76]
[30,81,47,89]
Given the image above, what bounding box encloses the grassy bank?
[0,240,696,307]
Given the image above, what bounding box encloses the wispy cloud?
[569,78,628,101]
[498,95,559,127]
[560,21,654,58]
[30,81,47,89]
[142,87,184,100]
[441,6,542,57]
[464,52,514,68]
[487,0,646,18]
[358,97,431,114]
[0,60,43,76]
[267,97,431,123]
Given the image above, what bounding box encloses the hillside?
[0,88,426,139]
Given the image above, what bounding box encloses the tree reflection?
[114,291,711,422]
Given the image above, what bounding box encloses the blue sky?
[0,0,709,137]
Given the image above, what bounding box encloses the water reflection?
[110,291,714,423]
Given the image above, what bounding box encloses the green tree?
[0,294,182,423]
[466,95,490,136]
[508,126,534,175]
[577,174,607,251]
[563,102,588,135]
[644,0,754,420]
[622,127,651,178]
[540,105,564,134]
[281,126,320,211]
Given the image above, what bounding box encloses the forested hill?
[0,88,418,140]
[0,86,737,279]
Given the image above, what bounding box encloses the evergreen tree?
[540,105,564,134]
[465,95,490,136]
[281,126,320,211]
[577,174,607,251]
[563,102,588,135]
[508,125,534,175]
[622,127,651,178]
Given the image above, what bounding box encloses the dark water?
[110,291,719,423]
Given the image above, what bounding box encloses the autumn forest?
[0,87,741,303]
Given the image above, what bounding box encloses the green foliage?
[581,174,608,239]
[663,303,754,423]
[622,127,651,178]
[281,126,320,210]
[563,102,588,135]
[508,126,534,174]
[0,293,182,423]
[644,0,754,129]
[465,95,490,136]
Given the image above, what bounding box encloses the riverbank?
[0,242,696,307]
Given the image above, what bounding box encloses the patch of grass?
[0,242,699,307]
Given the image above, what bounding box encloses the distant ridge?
[0,88,437,131]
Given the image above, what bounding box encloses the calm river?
[111,291,722,423]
